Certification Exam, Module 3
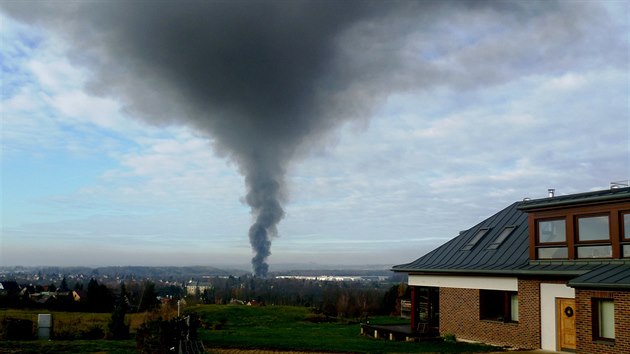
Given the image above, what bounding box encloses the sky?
[1,0,629,272]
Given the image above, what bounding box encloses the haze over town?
[1,1,628,273]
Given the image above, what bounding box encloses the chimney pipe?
[548,188,555,198]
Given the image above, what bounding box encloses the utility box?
[37,314,52,339]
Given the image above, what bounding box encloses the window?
[576,215,612,259]
[577,215,610,241]
[594,299,615,340]
[461,228,490,251]
[577,245,612,258]
[538,247,568,259]
[487,226,516,250]
[510,293,519,322]
[622,213,630,258]
[538,219,566,243]
[536,219,568,259]
[480,290,518,322]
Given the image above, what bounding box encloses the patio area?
[360,322,440,342]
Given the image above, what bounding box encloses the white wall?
[408,274,518,291]
[540,283,574,351]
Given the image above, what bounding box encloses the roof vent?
[548,188,555,198]
[610,180,629,189]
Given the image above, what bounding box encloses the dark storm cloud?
[2,0,623,275]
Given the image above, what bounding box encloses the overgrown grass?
[0,309,146,337]
[0,309,145,353]
[189,304,501,353]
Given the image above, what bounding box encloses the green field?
[190,304,499,353]
[0,305,501,353]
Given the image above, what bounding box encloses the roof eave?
[518,191,630,211]
[568,282,630,290]
[392,267,587,277]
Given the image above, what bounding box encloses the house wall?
[439,279,540,349]
[409,274,517,291]
[575,289,630,354]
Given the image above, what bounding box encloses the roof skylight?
[487,226,516,250]
[461,228,490,251]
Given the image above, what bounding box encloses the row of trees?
[188,276,408,317]
[2,276,409,318]
[0,278,162,313]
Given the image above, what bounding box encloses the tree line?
[1,275,409,318]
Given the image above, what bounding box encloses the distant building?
[186,283,213,295]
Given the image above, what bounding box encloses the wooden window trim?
[529,203,630,260]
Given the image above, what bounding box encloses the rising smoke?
[2,0,617,276]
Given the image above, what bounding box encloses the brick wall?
[576,289,630,354]
[439,279,540,349]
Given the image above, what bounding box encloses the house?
[392,187,630,353]
[0,280,21,296]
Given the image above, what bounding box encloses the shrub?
[443,333,456,343]
[0,317,34,340]
[52,318,81,340]
[304,313,335,323]
[107,305,130,340]
[136,314,200,354]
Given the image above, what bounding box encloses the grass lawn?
[0,305,502,353]
[190,304,501,353]
[0,339,136,354]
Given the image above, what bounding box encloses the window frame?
[479,290,518,323]
[592,298,615,342]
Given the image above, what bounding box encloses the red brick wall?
[576,289,630,354]
[439,279,540,349]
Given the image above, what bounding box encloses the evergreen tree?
[108,283,130,339]
[59,277,69,292]
[87,278,114,312]
[138,281,159,312]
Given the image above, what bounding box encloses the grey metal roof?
[392,191,630,290]
[392,202,531,274]
[568,263,630,289]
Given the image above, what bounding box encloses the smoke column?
[1,0,613,276]
[1,1,388,276]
